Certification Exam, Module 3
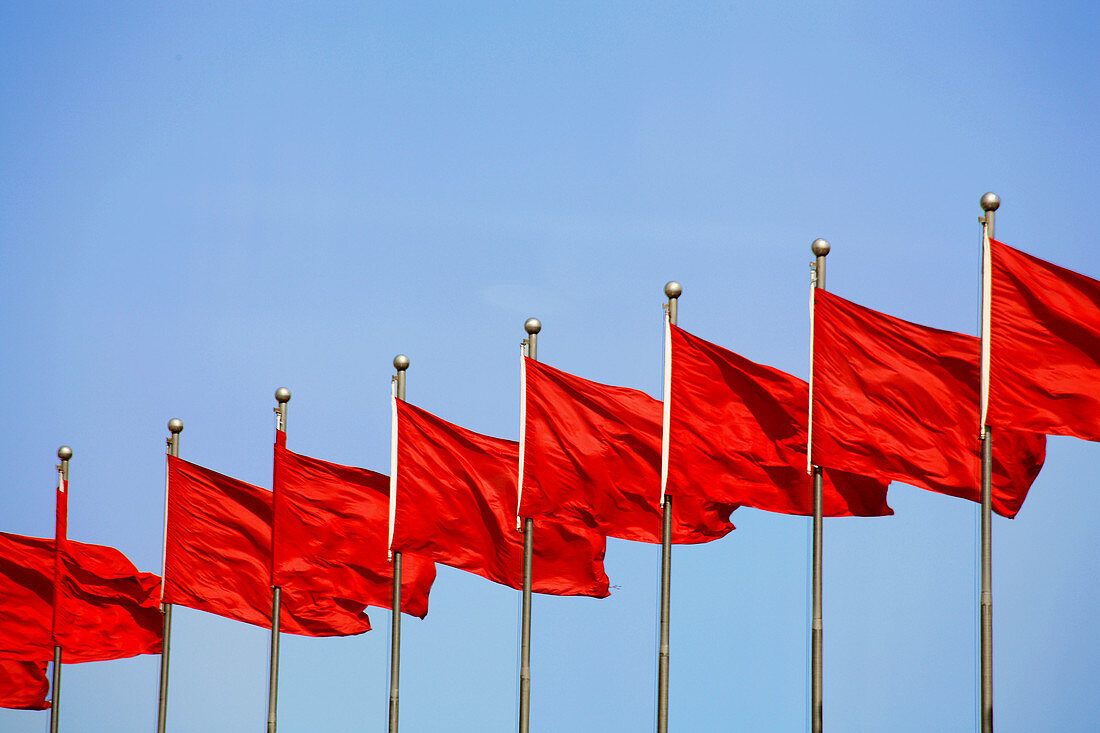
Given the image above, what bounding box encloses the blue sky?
[1,2,1097,731]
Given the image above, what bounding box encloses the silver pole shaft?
[980,204,996,733]
[656,498,672,733]
[157,605,172,731]
[811,242,828,733]
[519,322,538,733]
[519,517,533,733]
[158,423,182,733]
[268,393,288,733]
[50,450,70,733]
[390,362,407,733]
[811,467,823,733]
[50,645,61,733]
[267,587,281,733]
[657,290,677,733]
[389,552,402,733]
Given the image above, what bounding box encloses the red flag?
[519,357,735,543]
[274,434,436,619]
[0,532,162,663]
[391,399,610,598]
[811,289,1045,518]
[665,324,892,517]
[164,456,370,636]
[0,660,50,711]
[988,238,1100,442]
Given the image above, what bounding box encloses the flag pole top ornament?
[811,239,831,257]
[275,387,292,404]
[57,445,73,460]
[524,318,542,335]
[980,192,1000,212]
[393,354,410,372]
[167,418,184,434]
[664,281,682,299]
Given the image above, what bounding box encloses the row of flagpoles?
[3,193,1098,732]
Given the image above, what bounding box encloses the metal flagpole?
[390,355,409,733]
[519,318,540,733]
[50,445,71,733]
[810,238,830,733]
[657,281,680,733]
[978,192,999,733]
[267,388,290,733]
[157,419,183,733]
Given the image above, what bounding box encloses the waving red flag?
[519,357,735,543]
[665,324,891,517]
[0,532,161,663]
[165,456,370,636]
[274,434,436,619]
[989,238,1100,442]
[391,399,609,598]
[0,660,50,711]
[812,289,1045,518]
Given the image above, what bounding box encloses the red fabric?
[519,357,735,543]
[54,477,67,546]
[0,534,52,662]
[274,436,436,619]
[164,456,370,636]
[0,660,50,710]
[51,477,66,648]
[666,325,892,516]
[812,289,1046,518]
[55,541,162,660]
[0,532,162,664]
[989,238,1100,442]
[392,399,610,597]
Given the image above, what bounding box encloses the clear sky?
[2,2,1097,731]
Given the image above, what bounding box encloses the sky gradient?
[2,3,1098,731]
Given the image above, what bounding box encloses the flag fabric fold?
[274,434,436,619]
[519,356,735,543]
[391,399,610,598]
[665,324,892,517]
[54,541,163,660]
[0,660,50,711]
[164,455,370,636]
[0,532,162,664]
[988,238,1100,442]
[811,288,1045,518]
[0,533,52,662]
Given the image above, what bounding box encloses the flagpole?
[810,238,830,733]
[50,445,71,733]
[268,388,290,733]
[657,281,679,733]
[157,419,183,733]
[978,192,999,733]
[390,355,409,733]
[518,318,541,733]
